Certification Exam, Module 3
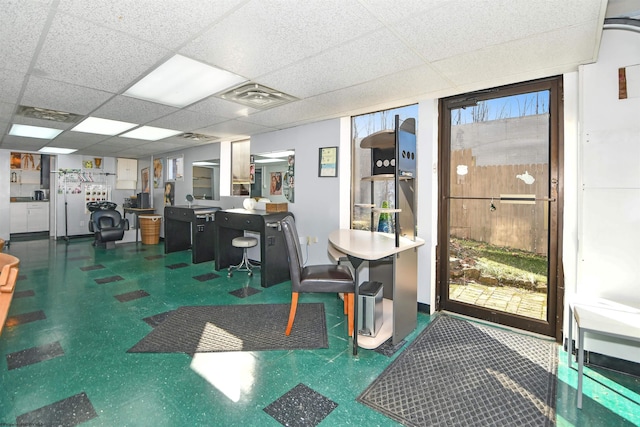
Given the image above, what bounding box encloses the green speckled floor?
[1,238,638,426]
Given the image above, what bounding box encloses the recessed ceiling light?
[39,147,77,154]
[71,117,138,136]
[193,161,219,166]
[124,54,247,108]
[259,150,295,158]
[9,124,63,139]
[254,158,287,164]
[119,126,182,141]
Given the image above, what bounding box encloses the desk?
[570,301,640,408]
[215,209,293,287]
[165,205,219,263]
[329,229,424,355]
[123,207,155,243]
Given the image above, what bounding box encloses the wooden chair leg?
[342,293,348,315]
[285,292,299,336]
[346,293,354,337]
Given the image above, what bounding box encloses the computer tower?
[137,192,150,209]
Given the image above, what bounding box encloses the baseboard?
[565,338,640,378]
[417,302,430,313]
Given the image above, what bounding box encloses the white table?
[329,229,425,354]
[569,300,640,408]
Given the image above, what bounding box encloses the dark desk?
[215,209,292,287]
[164,205,219,263]
[123,207,155,243]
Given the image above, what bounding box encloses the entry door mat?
[357,315,557,427]
[128,303,327,354]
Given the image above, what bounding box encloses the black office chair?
[88,204,129,249]
[279,216,355,347]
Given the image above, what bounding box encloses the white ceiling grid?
[0,0,621,158]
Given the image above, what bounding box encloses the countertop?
[10,198,49,203]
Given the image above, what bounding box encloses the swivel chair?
[88,204,129,249]
[279,216,356,352]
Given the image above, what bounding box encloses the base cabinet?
[10,203,49,233]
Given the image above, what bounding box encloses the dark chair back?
[280,216,304,291]
[92,210,123,230]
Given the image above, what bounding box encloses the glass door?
[438,77,563,338]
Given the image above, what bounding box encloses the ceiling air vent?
[180,132,219,142]
[217,83,297,110]
[16,105,82,123]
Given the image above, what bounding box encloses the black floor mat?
[358,315,557,427]
[128,303,328,353]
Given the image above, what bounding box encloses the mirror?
[192,159,220,200]
[186,194,194,207]
[251,150,294,203]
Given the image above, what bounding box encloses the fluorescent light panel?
[71,117,138,136]
[39,147,77,154]
[254,158,286,164]
[120,126,182,141]
[193,161,219,166]
[9,124,63,139]
[259,150,295,158]
[124,55,247,108]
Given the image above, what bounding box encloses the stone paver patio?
[449,282,547,320]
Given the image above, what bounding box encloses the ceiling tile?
[259,28,423,99]
[21,76,114,115]
[0,69,26,105]
[432,22,601,87]
[0,1,51,73]
[238,98,336,129]
[180,0,383,78]
[187,96,259,120]
[392,0,605,62]
[91,96,178,124]
[56,0,248,50]
[196,119,276,139]
[34,13,169,93]
[147,109,226,132]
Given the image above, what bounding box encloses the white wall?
[251,119,343,266]
[0,150,10,241]
[417,100,439,309]
[572,28,640,362]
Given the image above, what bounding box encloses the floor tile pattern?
[16,392,97,426]
[6,341,64,370]
[114,289,150,302]
[0,238,637,426]
[264,383,339,427]
[5,309,46,327]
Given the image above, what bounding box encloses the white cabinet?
[116,158,137,189]
[10,203,50,233]
[10,203,28,233]
[27,203,49,232]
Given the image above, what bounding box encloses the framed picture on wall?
[153,158,163,188]
[319,146,338,177]
[141,167,150,193]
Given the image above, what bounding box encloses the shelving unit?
[358,116,417,242]
[354,115,418,347]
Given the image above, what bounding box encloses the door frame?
[436,76,565,341]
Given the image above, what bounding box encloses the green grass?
[453,238,547,284]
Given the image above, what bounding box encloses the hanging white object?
[516,171,535,184]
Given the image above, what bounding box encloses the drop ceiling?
[0,0,634,159]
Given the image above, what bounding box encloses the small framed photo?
[318,146,338,177]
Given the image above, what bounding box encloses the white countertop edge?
[329,229,425,260]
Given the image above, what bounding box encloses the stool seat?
[228,236,259,277]
[232,237,258,248]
